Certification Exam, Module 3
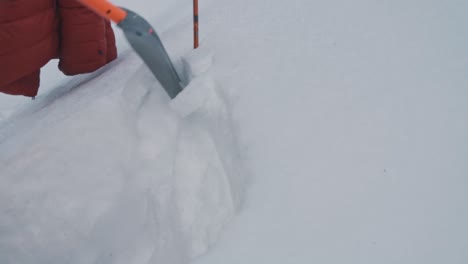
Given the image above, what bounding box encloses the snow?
[0,1,246,261]
[1,0,468,264]
[191,0,468,263]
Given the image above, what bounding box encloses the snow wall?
[0,50,247,264]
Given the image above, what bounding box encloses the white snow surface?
[1,0,468,264]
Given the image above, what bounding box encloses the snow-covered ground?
[1,0,467,263]
[0,0,246,263]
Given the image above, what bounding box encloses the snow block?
[170,47,216,117]
[181,47,214,82]
[169,74,218,118]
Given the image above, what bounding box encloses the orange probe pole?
[77,0,128,23]
[193,0,199,49]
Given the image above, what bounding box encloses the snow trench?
[0,50,247,264]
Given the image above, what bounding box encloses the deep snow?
[0,0,246,262]
[0,48,246,264]
[1,0,468,264]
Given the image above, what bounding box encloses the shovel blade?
[118,10,183,99]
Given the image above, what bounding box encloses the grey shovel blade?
[118,9,183,99]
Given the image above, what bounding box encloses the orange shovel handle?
[77,0,127,23]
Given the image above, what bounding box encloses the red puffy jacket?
[0,0,117,97]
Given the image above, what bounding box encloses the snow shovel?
[77,0,184,99]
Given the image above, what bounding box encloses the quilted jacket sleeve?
[0,0,58,96]
[58,0,117,75]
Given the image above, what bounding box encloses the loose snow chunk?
[182,47,214,81]
[170,48,219,118]
[170,74,218,118]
